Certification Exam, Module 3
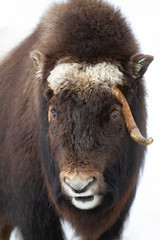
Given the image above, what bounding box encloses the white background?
[0,0,160,239]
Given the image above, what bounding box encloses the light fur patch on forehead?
[47,62,123,94]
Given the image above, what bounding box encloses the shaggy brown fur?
[0,0,153,240]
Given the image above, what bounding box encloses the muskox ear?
[30,50,43,70]
[129,54,154,79]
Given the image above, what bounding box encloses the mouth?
[72,194,102,210]
[75,195,94,202]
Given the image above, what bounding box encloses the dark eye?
[51,109,57,119]
[110,109,120,120]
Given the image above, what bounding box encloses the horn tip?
[145,137,154,146]
[140,137,154,146]
[131,129,154,146]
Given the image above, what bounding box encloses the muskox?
[0,0,153,239]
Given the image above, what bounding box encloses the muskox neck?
[60,219,82,240]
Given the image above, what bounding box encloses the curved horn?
[113,87,153,146]
[48,109,51,122]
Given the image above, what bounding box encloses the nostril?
[64,176,95,193]
[64,177,72,185]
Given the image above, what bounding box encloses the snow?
[0,0,160,239]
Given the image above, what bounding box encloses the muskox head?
[31,51,153,212]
